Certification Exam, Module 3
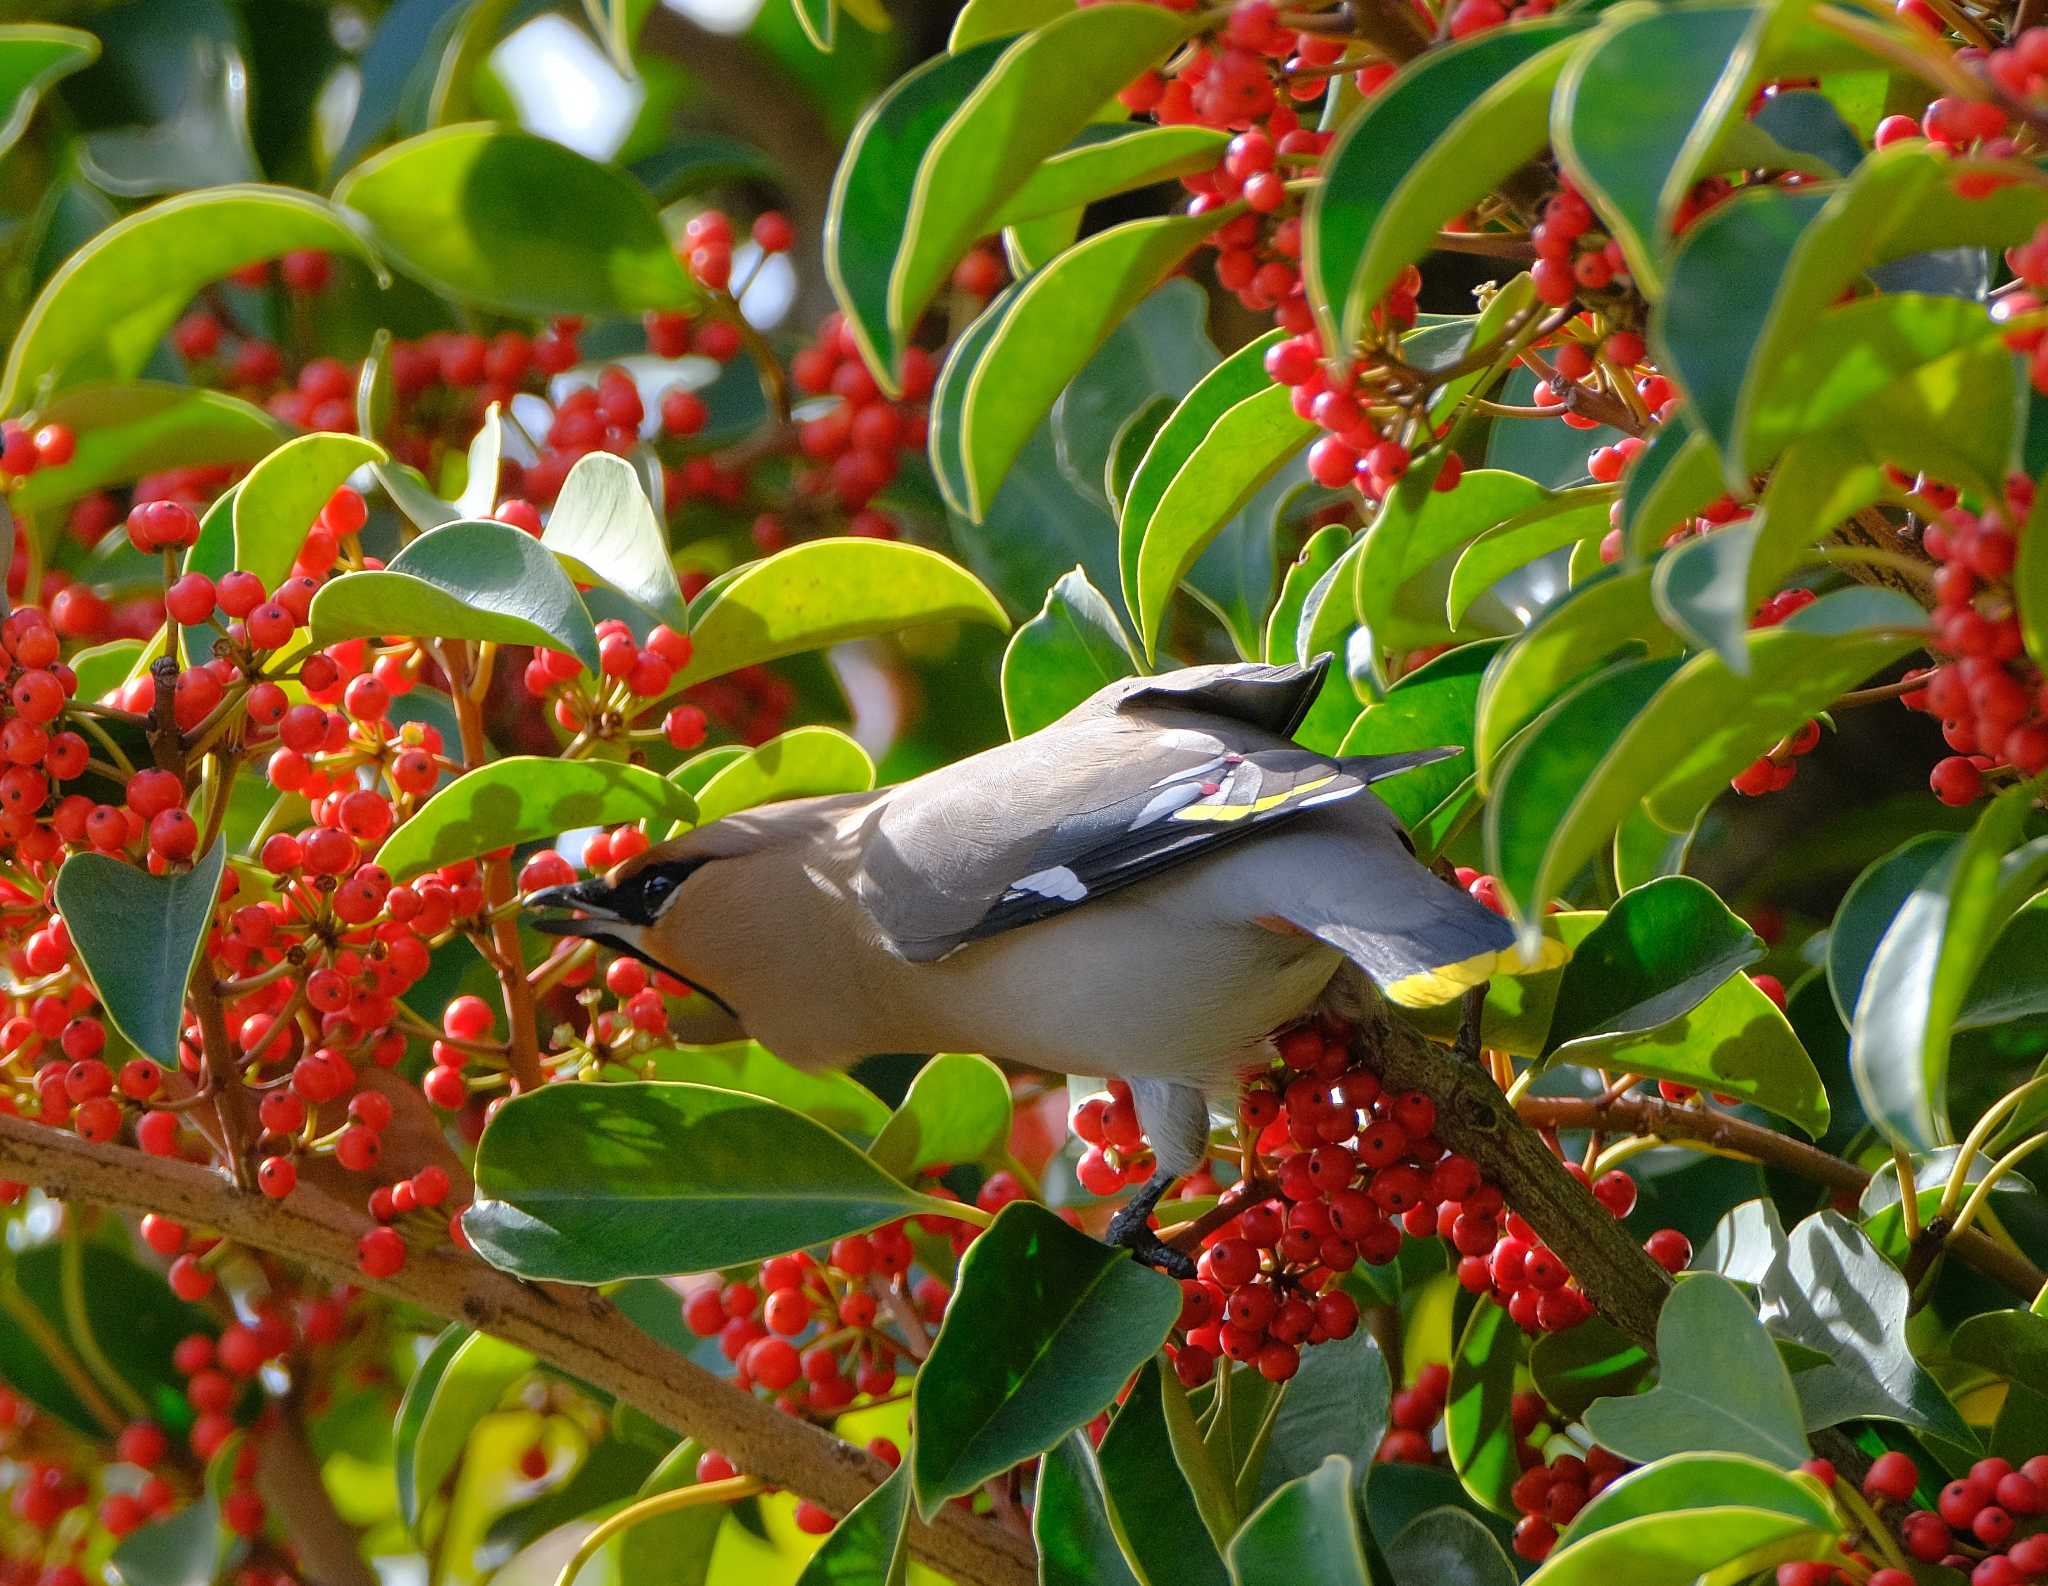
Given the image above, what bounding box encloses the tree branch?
[257,1404,377,1586]
[0,1114,1037,1586]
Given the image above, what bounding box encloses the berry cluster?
[1506,1406,1636,1562]
[1374,1361,1450,1464]
[1860,1448,2048,1585]
[1731,588,1827,797]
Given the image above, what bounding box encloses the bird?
[527,655,1565,1276]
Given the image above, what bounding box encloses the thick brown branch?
[1520,1094,2047,1302]
[257,1405,377,1586]
[0,1114,1036,1586]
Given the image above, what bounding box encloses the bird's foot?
[1106,1199,1197,1279]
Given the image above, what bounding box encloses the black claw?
[1106,1166,1195,1278]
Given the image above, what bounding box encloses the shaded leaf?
[1036,1432,1141,1586]
[1226,1456,1371,1586]
[1098,1360,1233,1586]
[1447,1297,1523,1516]
[1002,567,1140,739]
[795,1459,911,1586]
[9,382,284,516]
[55,843,224,1067]
[869,1051,1012,1179]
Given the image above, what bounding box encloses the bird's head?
[524,833,734,1012]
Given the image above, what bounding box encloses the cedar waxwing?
[529,656,1564,1274]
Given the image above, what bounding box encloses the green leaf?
[644,1040,888,1136]
[70,640,145,706]
[912,1201,1180,1513]
[1473,565,1666,784]
[1098,1360,1233,1586]
[1446,1296,1523,1517]
[231,432,387,596]
[689,727,875,825]
[378,758,696,881]
[55,842,224,1068]
[107,1494,220,1586]
[1226,1457,1371,1586]
[1619,421,1723,556]
[541,451,689,633]
[1254,1329,1391,1505]
[675,539,1007,689]
[1560,1453,1835,1550]
[0,25,96,161]
[614,1439,722,1586]
[309,518,602,673]
[1356,470,1552,675]
[465,1082,940,1282]
[1582,1274,1809,1467]
[1529,1317,1650,1421]
[950,0,1074,47]
[936,207,1222,522]
[993,124,1230,229]
[1002,567,1139,739]
[1340,638,1504,843]
[1850,783,2048,1150]
[1551,3,1757,296]
[1036,1432,1141,1586]
[392,1326,468,1531]
[1828,831,1957,1029]
[453,402,504,521]
[1953,1308,2048,1392]
[1271,525,1353,667]
[1305,19,1587,360]
[1385,1507,1517,1586]
[1447,488,1613,628]
[1492,587,1928,932]
[1611,804,1697,894]
[795,1459,911,1586]
[334,124,696,317]
[869,1051,1012,1179]
[1543,876,1762,1054]
[403,1332,536,1535]
[1760,1211,1976,1445]
[827,42,1006,389]
[2,185,379,410]
[1529,1506,1833,1586]
[1698,1198,1790,1286]
[885,5,1196,375]
[8,382,285,516]
[791,0,840,51]
[1119,331,1284,621]
[2019,445,2048,677]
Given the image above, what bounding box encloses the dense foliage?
[3,0,2048,1582]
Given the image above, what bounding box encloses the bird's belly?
[907,902,1343,1087]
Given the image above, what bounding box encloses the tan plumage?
[529,658,1563,1267]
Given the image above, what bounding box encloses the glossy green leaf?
[70,641,145,706]
[1954,1308,2048,1394]
[232,432,387,596]
[466,1082,941,1282]
[1386,1507,1517,1586]
[1543,876,1762,1054]
[1473,565,1665,784]
[1002,567,1140,739]
[950,0,1074,48]
[1529,1317,1650,1421]
[1611,804,1697,893]
[1446,1298,1522,1516]
[1037,1432,1141,1586]
[1254,1330,1391,1504]
[335,124,695,317]
[913,1201,1179,1514]
[690,727,875,824]
[888,6,1196,368]
[2,185,379,410]
[108,1494,220,1586]
[1851,783,2048,1150]
[0,25,96,160]
[1583,1275,1809,1467]
[1447,489,1613,627]
[403,1332,535,1533]
[1270,528,1357,752]
[541,451,688,633]
[453,403,504,520]
[1697,1198,1790,1286]
[1552,3,1755,295]
[993,124,1228,228]
[795,1459,911,1586]
[309,518,602,672]
[1305,19,1587,359]
[1619,421,1723,557]
[675,539,1007,689]
[1226,1457,1371,1586]
[1528,1506,1831,1586]
[1340,638,1503,837]
[1561,1454,1834,1550]
[1098,1360,1232,1586]
[378,758,696,881]
[9,382,285,516]
[1828,831,1957,1029]
[869,1051,1012,1179]
[827,42,1006,388]
[939,208,1221,522]
[643,1040,889,1137]
[55,842,224,1068]
[1760,1211,1975,1444]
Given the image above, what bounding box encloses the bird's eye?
[639,872,678,909]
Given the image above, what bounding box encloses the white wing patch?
[1014,865,1088,901]
[1133,784,1206,826]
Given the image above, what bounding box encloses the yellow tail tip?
[1382,936,1571,1009]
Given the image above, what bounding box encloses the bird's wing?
[1243,804,1569,1008]
[856,687,1464,962]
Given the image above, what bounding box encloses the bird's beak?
[525,879,623,938]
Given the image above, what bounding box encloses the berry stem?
[187,967,254,1191]
[552,1475,765,1586]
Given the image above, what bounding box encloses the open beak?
[524,880,623,938]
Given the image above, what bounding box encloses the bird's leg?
[1455,981,1490,1065]
[1105,1168,1197,1279]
